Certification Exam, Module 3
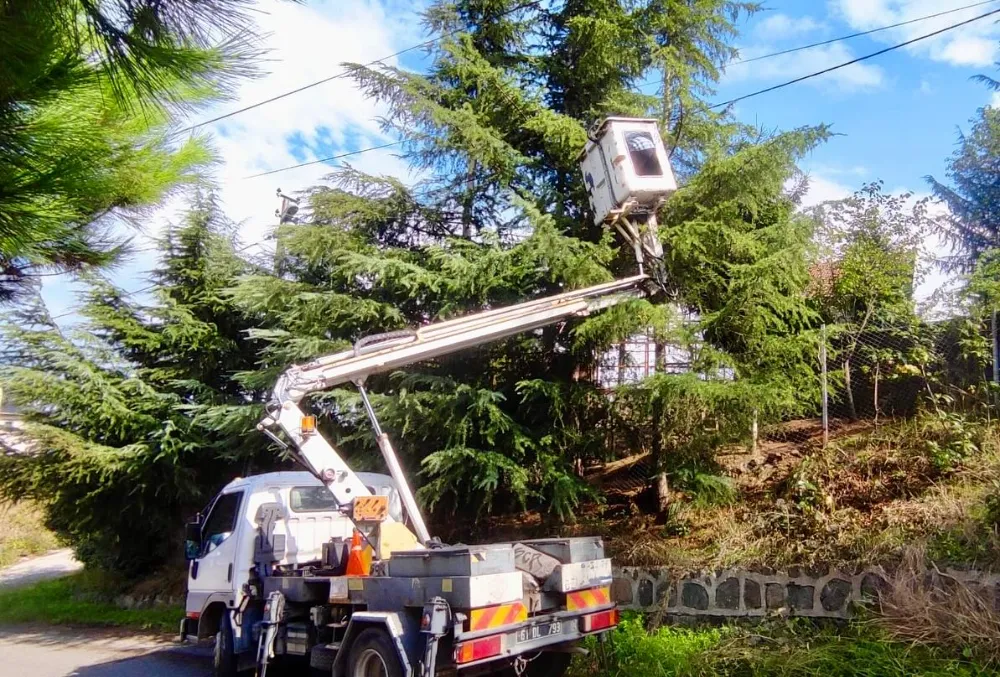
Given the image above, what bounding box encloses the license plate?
[516,620,562,644]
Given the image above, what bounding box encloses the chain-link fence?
[818,318,993,444]
[583,313,996,502]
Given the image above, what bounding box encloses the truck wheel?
[347,628,404,677]
[213,611,238,677]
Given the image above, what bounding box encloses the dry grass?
[879,547,1000,665]
[0,501,59,568]
[604,417,1000,572]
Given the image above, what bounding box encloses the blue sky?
[41,0,1000,319]
[712,0,1000,200]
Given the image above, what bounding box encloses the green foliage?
[613,373,759,483]
[920,409,982,473]
[572,614,726,677]
[928,106,1000,271]
[660,128,827,382]
[0,0,254,300]
[569,616,992,677]
[0,198,275,576]
[225,0,827,521]
[3,0,834,573]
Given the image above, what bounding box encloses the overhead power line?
[736,0,997,66]
[173,0,541,135]
[710,5,1000,109]
[637,0,999,91]
[243,6,1000,180]
[243,140,404,179]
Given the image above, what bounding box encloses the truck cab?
[183,471,403,655]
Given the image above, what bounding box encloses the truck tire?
[347,627,404,677]
[213,611,238,677]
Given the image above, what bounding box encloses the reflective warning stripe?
[468,601,527,631]
[566,586,611,611]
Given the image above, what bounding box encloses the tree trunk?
[460,161,477,239]
[656,472,670,515]
[843,358,857,420]
[652,337,669,515]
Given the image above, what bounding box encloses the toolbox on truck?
[519,537,605,563]
[386,544,516,578]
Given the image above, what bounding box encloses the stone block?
[766,583,786,610]
[787,584,815,611]
[637,579,654,607]
[860,573,889,602]
[682,581,709,610]
[820,579,851,612]
[788,566,803,579]
[716,577,740,610]
[611,578,633,605]
[744,579,762,609]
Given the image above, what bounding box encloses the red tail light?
[580,608,619,633]
[454,634,503,664]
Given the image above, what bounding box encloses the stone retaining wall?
[612,565,1000,618]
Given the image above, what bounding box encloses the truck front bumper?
[178,616,197,643]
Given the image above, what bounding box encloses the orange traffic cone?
[345,529,369,576]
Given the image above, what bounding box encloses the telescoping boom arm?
[259,274,651,547]
[261,117,677,549]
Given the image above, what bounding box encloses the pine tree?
[927,106,1000,270]
[229,0,824,517]
[0,197,271,575]
[0,0,254,300]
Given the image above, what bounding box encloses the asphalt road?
[0,549,83,589]
[0,626,213,676]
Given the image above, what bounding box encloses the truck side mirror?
[184,521,202,560]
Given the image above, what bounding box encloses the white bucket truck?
[180,118,676,677]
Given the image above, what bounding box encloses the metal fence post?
[993,309,998,386]
[820,324,829,448]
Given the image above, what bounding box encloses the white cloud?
[42,0,423,319]
[200,0,422,244]
[799,173,854,207]
[727,41,884,92]
[919,79,933,94]
[755,14,825,39]
[991,91,1000,108]
[810,163,870,179]
[832,0,1000,68]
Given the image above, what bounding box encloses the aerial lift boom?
[258,274,651,547]
[259,116,677,552]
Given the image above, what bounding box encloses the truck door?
[188,490,245,602]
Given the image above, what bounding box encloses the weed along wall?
[612,565,1000,618]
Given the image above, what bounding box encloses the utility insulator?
[275,188,300,224]
[579,117,677,225]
